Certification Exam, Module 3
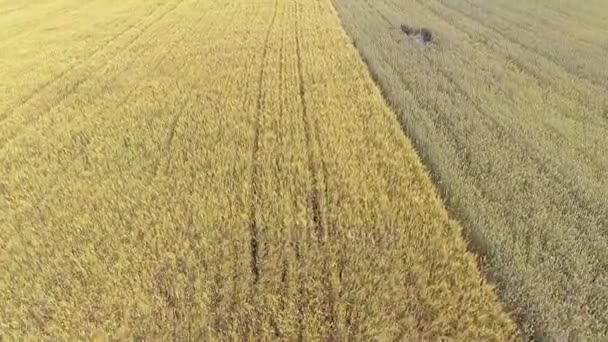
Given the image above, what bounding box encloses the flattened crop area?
[0,0,517,339]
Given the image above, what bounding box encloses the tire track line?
[294,1,326,243]
[194,3,259,334]
[295,242,305,342]
[273,10,302,337]
[153,100,188,177]
[248,0,280,285]
[313,2,340,336]
[283,5,306,329]
[294,3,315,337]
[276,0,288,298]
[295,2,338,338]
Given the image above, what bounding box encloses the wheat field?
[0,0,518,340]
[334,0,608,339]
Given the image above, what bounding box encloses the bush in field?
[420,27,433,43]
[400,24,415,36]
[400,24,433,44]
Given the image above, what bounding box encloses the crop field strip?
[1,0,518,340]
[334,0,608,339]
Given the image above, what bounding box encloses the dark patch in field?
[420,28,433,43]
[400,24,415,36]
[401,24,434,44]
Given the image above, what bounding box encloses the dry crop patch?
[1,0,517,340]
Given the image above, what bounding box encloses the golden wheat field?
[1,0,518,340]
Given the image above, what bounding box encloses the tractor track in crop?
[294,2,328,244]
[248,0,280,285]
